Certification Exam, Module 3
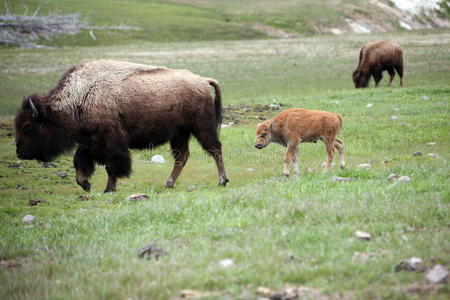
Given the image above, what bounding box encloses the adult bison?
[15,60,229,192]
[352,40,403,88]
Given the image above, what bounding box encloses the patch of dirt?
[0,122,14,138]
[223,103,287,125]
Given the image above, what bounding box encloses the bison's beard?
[19,136,75,162]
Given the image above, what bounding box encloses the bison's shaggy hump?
[15,60,229,192]
[352,40,404,88]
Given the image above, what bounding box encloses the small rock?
[42,162,56,168]
[55,172,67,178]
[28,199,43,206]
[395,257,424,272]
[127,193,148,201]
[23,215,36,223]
[428,153,437,157]
[256,286,273,297]
[180,289,223,299]
[355,230,371,241]
[400,123,409,126]
[77,195,91,201]
[220,124,229,128]
[15,185,28,190]
[151,154,165,164]
[268,104,281,110]
[321,162,335,168]
[412,151,422,157]
[422,96,430,101]
[427,142,436,146]
[188,185,197,190]
[219,258,233,268]
[391,115,399,120]
[8,162,21,169]
[426,265,448,284]
[357,163,371,169]
[398,176,411,183]
[138,243,167,260]
[436,102,444,106]
[366,103,373,108]
[387,174,398,181]
[333,100,341,105]
[332,176,352,182]
[79,208,87,213]
[246,168,255,172]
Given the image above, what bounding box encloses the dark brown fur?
[15,60,229,192]
[352,40,404,88]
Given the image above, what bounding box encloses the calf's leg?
[165,133,190,188]
[74,145,95,192]
[324,138,335,172]
[194,128,229,186]
[284,141,298,177]
[292,147,300,176]
[334,138,345,169]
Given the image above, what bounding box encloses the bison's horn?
[29,99,38,118]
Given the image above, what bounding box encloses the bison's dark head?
[14,94,74,162]
[352,70,369,88]
[254,121,273,149]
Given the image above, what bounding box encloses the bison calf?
[352,40,403,88]
[15,60,229,192]
[254,108,345,177]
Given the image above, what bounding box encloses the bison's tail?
[206,78,223,133]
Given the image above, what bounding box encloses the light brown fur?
[255,108,345,176]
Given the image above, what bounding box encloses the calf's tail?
[336,114,344,135]
[206,78,223,133]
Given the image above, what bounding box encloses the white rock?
[366,103,373,108]
[321,162,335,168]
[422,96,430,101]
[427,142,436,146]
[330,28,343,35]
[398,176,411,183]
[220,124,229,129]
[332,176,352,182]
[399,21,412,30]
[428,153,437,157]
[387,174,398,181]
[268,104,281,110]
[127,193,148,201]
[355,231,371,241]
[391,115,399,120]
[219,258,233,268]
[245,168,255,172]
[151,155,165,164]
[333,100,341,105]
[395,257,424,272]
[23,215,36,223]
[357,163,371,169]
[426,265,448,284]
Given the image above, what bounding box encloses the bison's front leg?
[104,137,131,193]
[284,143,298,177]
[74,145,95,192]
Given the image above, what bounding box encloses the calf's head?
[14,94,74,162]
[352,70,369,88]
[254,121,273,149]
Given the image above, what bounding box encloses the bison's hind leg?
[193,127,229,186]
[74,145,95,192]
[165,132,190,188]
[334,138,345,169]
[395,64,404,87]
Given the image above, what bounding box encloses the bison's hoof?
[219,178,229,186]
[165,179,174,188]
[77,180,91,192]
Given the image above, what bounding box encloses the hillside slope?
[0,0,449,47]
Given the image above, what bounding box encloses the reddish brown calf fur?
[255,108,345,177]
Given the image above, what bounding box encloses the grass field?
[0,14,449,300]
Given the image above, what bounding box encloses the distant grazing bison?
[352,40,403,88]
[15,60,229,192]
[254,108,345,177]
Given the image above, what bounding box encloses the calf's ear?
[269,121,274,130]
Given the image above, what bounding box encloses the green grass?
[0,28,449,299]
